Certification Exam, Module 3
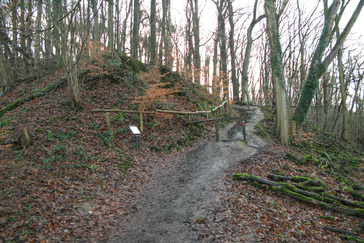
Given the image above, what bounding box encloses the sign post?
[129,126,141,151]
[242,121,247,145]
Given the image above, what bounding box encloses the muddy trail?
[111,106,266,242]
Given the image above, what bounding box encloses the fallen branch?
[323,226,364,242]
[233,173,364,217]
[0,76,67,118]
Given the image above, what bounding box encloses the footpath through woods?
[111,106,266,242]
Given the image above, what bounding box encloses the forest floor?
[110,106,364,243]
[110,105,265,242]
[0,52,363,242]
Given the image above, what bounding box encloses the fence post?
[139,112,143,132]
[242,120,247,145]
[290,120,296,136]
[106,112,111,130]
[215,121,220,142]
[169,115,173,127]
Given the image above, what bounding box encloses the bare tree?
[108,0,114,49]
[264,0,290,145]
[150,0,157,64]
[227,0,239,103]
[241,0,265,105]
[293,0,364,128]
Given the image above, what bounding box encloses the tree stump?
[14,126,30,147]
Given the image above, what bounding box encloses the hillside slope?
[0,51,230,242]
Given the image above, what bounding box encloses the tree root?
[323,226,364,242]
[0,76,67,118]
[233,173,364,217]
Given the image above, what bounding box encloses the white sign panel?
[129,126,141,135]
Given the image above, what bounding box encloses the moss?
[352,191,364,201]
[271,169,285,176]
[344,235,364,243]
[271,187,313,203]
[354,208,364,214]
[285,152,300,164]
[233,173,250,180]
[0,99,22,117]
[318,215,336,220]
[255,123,270,137]
[118,53,148,73]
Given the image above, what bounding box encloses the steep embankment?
[0,51,230,242]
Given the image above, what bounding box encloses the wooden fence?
[91,100,228,132]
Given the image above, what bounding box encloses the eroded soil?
[111,106,265,242]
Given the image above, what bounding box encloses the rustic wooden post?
[169,115,173,127]
[14,126,30,147]
[290,120,296,136]
[106,112,111,129]
[139,112,144,132]
[215,121,220,142]
[242,120,247,145]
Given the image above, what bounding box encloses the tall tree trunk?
[212,33,219,95]
[216,0,228,99]
[185,2,193,77]
[121,0,132,53]
[11,0,18,74]
[26,0,33,74]
[165,0,172,67]
[241,0,265,105]
[34,0,42,71]
[264,0,290,145]
[337,40,348,141]
[150,0,156,64]
[108,0,114,50]
[227,0,238,102]
[293,0,364,128]
[91,0,99,41]
[44,0,51,60]
[20,0,27,72]
[192,0,200,84]
[131,0,140,59]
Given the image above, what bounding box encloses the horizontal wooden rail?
[91,100,229,134]
[211,99,228,112]
[186,116,250,124]
[92,109,156,114]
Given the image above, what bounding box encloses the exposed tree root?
[0,76,67,118]
[233,173,364,217]
[323,226,364,242]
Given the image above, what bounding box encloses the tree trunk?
[216,0,228,99]
[150,0,156,64]
[131,0,140,59]
[44,0,51,60]
[108,0,114,50]
[34,0,42,71]
[241,0,265,105]
[121,0,132,53]
[227,0,238,103]
[26,0,33,74]
[192,0,200,84]
[212,33,219,95]
[293,0,364,128]
[264,0,290,145]
[11,0,18,75]
[336,32,348,141]
[91,0,99,41]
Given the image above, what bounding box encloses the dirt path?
[111,106,266,242]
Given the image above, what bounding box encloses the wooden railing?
[92,100,228,132]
